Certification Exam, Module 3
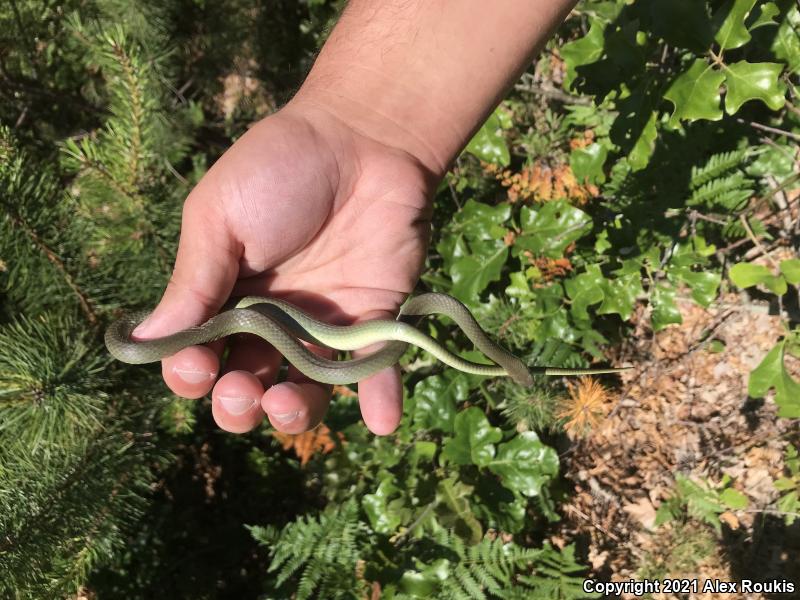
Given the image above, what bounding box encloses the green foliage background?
[1,0,798,598]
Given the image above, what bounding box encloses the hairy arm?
[142,0,579,436]
[295,0,578,177]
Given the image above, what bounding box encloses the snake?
[105,292,629,386]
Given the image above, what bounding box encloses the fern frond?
[687,172,752,210]
[516,543,595,599]
[690,149,748,189]
[722,216,770,241]
[252,499,369,600]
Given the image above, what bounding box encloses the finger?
[130,190,241,398]
[161,346,220,400]
[258,338,334,432]
[211,370,266,433]
[223,334,283,387]
[353,309,404,435]
[133,191,241,339]
[356,362,404,435]
[261,381,330,434]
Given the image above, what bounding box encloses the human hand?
[132,100,436,435]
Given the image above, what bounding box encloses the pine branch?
[6,211,97,325]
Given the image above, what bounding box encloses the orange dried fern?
[272,424,344,467]
[557,377,613,438]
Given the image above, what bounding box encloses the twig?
[744,508,800,519]
[687,209,729,226]
[739,213,780,270]
[164,158,189,186]
[784,99,800,119]
[14,105,28,128]
[766,174,795,237]
[564,504,621,542]
[390,502,436,546]
[736,117,800,143]
[514,78,592,106]
[7,213,98,326]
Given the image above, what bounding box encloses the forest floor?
[556,289,800,599]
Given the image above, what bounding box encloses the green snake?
[105,293,628,385]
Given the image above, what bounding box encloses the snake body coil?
[105,293,627,385]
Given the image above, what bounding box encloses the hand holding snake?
[131,105,625,437]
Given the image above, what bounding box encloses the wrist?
[292,65,459,179]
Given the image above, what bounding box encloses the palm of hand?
[152,106,436,435]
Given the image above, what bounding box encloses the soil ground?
[557,292,800,599]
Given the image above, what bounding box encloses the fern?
[687,173,752,210]
[689,149,748,188]
[686,150,753,211]
[722,215,769,241]
[515,543,598,599]
[410,531,592,600]
[249,499,370,600]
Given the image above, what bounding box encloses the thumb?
[132,193,240,339]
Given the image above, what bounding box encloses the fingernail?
[172,366,215,384]
[132,316,153,338]
[219,394,258,415]
[270,411,299,424]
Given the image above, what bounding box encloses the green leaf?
[570,143,607,184]
[441,407,502,467]
[473,478,527,533]
[765,274,788,296]
[720,487,749,509]
[751,2,780,29]
[708,339,727,353]
[713,0,756,50]
[651,284,683,331]
[628,110,659,171]
[451,199,512,240]
[409,372,468,434]
[777,490,799,525]
[450,243,508,299]
[773,7,800,73]
[729,262,773,287]
[564,265,605,322]
[780,259,800,285]
[435,478,483,545]
[724,61,786,114]
[363,476,405,534]
[774,477,796,492]
[516,201,592,258]
[675,475,726,531]
[730,262,787,295]
[561,19,605,89]
[487,432,559,497]
[464,108,510,166]
[670,268,720,307]
[665,60,725,126]
[748,341,800,417]
[597,272,643,320]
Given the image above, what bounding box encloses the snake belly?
[104,293,534,385]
